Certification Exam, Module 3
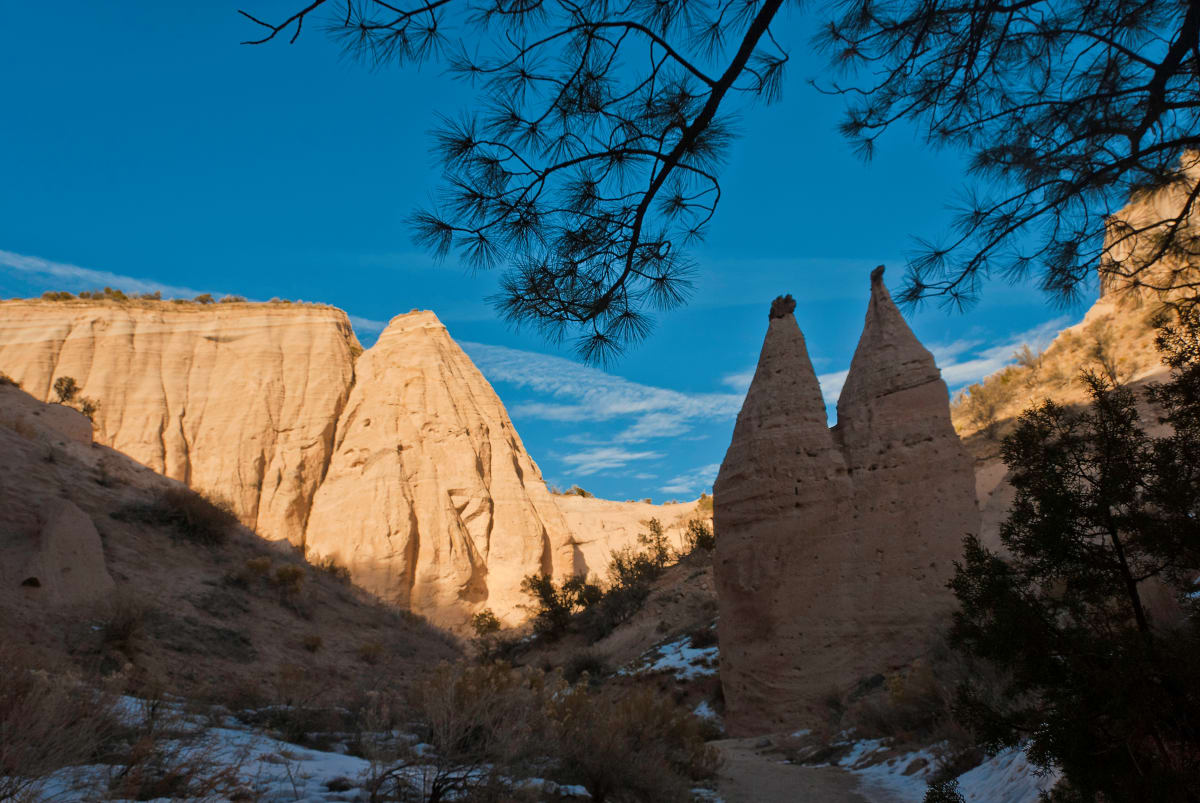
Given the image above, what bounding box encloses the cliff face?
[0,302,358,545]
[714,274,978,736]
[304,311,577,628]
[0,300,682,628]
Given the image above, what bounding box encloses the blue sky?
[0,2,1088,501]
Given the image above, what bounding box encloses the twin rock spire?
[713,267,980,736]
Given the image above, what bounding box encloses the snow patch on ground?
[824,737,1059,803]
[956,747,1060,802]
[623,635,719,681]
[26,695,609,802]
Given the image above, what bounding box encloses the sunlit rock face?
[0,300,687,629]
[714,271,979,736]
[303,311,578,629]
[0,301,358,546]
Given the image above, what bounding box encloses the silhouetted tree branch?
[243,0,1200,354]
[817,0,1200,311]
[240,0,791,362]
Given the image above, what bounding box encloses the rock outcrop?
[0,300,686,627]
[14,501,115,605]
[304,311,577,627]
[714,270,979,736]
[551,495,710,577]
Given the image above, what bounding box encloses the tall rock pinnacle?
[713,296,858,735]
[715,271,980,735]
[835,267,978,686]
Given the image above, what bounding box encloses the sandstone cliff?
[0,301,358,544]
[0,299,691,628]
[714,274,979,736]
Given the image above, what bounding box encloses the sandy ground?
[714,737,898,803]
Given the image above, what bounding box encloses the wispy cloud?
[461,341,743,444]
[720,368,755,393]
[932,317,1071,391]
[660,462,721,496]
[346,314,388,333]
[0,249,209,298]
[560,447,665,476]
[0,248,391,339]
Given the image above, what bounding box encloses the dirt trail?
[713,738,901,803]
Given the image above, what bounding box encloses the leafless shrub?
[1085,320,1126,385]
[103,695,248,801]
[102,591,150,658]
[954,368,1020,438]
[367,662,549,801]
[0,646,118,801]
[547,682,719,802]
[53,375,79,404]
[113,486,238,545]
[682,519,715,553]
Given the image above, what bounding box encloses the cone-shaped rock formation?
[714,296,859,735]
[835,268,978,661]
[304,311,577,628]
[715,270,979,736]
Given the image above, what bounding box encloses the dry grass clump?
[101,592,151,659]
[0,647,247,801]
[0,646,117,801]
[361,661,717,802]
[357,641,385,665]
[113,486,239,546]
[272,564,306,595]
[312,554,352,583]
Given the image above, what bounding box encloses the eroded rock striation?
[714,271,979,736]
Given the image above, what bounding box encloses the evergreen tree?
[948,313,1200,801]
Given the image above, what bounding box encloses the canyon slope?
[0,300,699,628]
[0,378,459,693]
